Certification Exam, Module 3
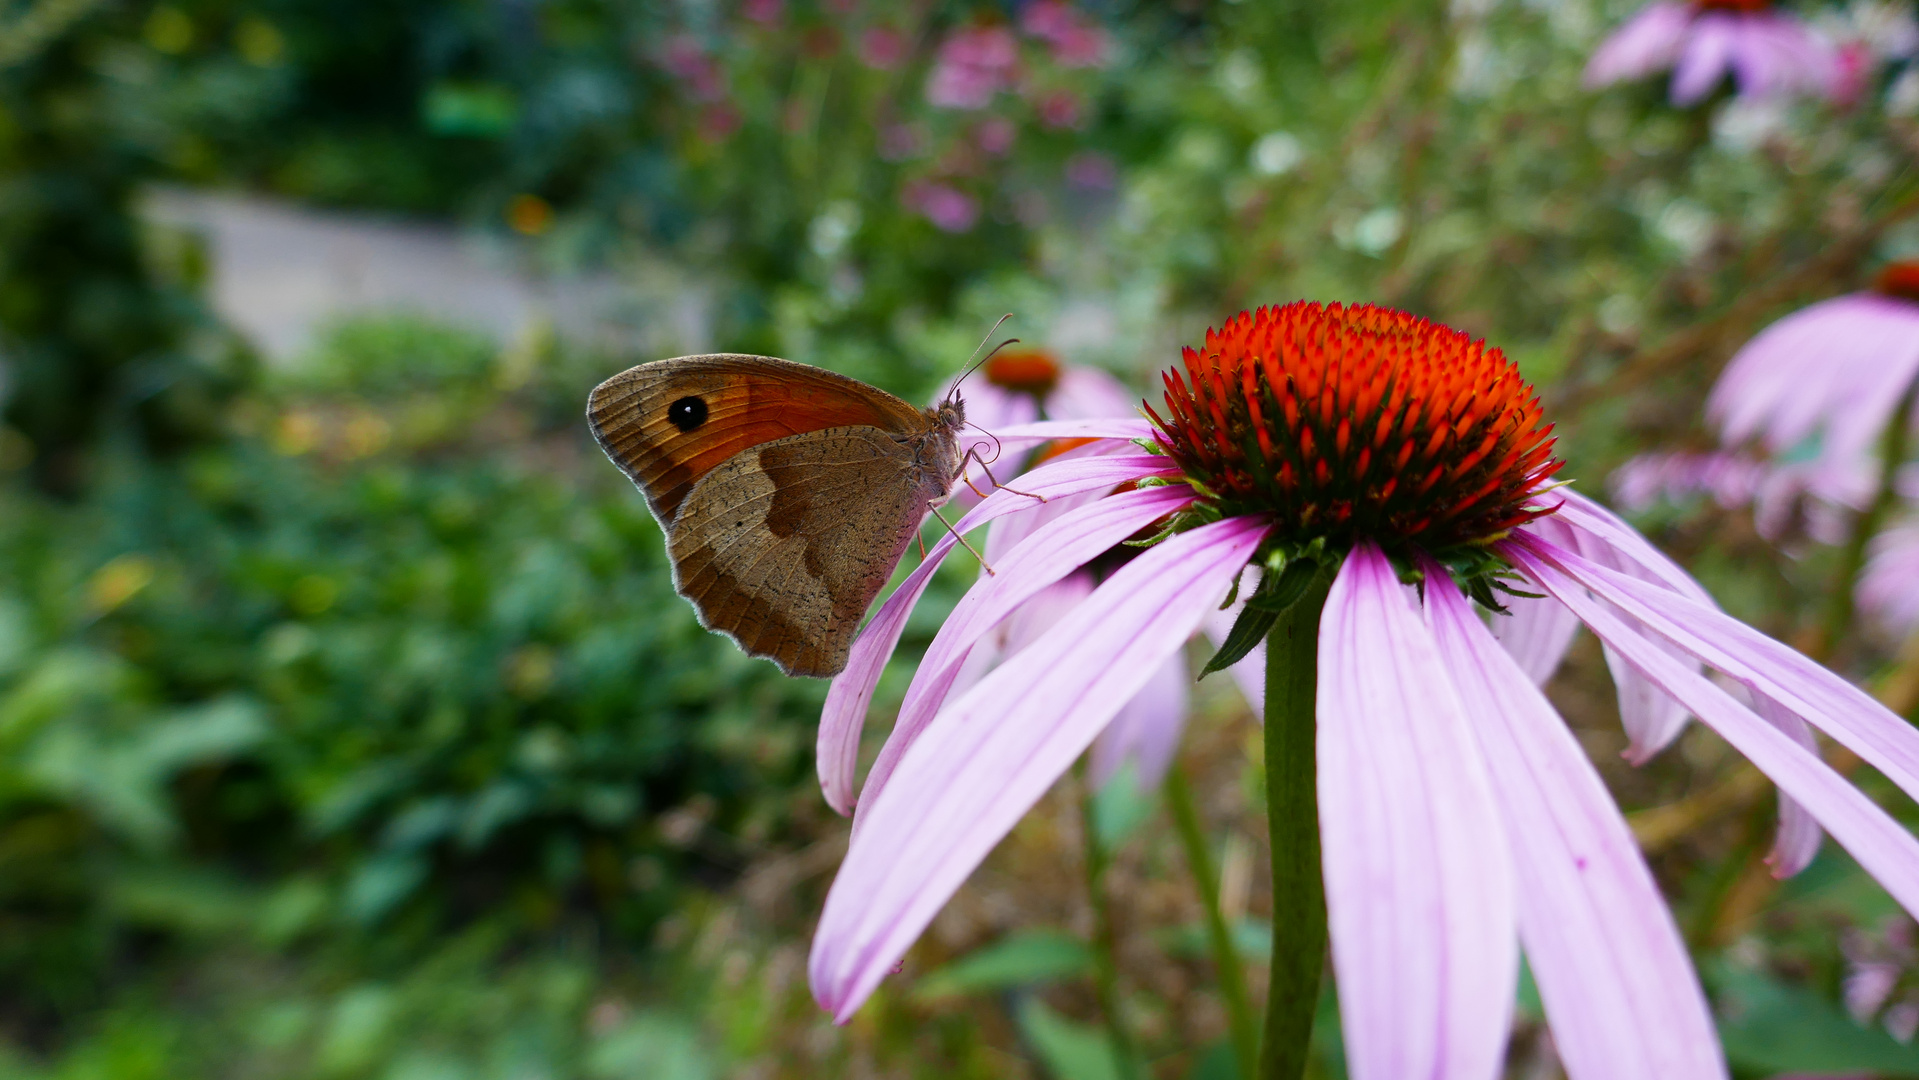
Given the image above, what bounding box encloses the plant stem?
[1814,378,1918,662]
[1261,576,1332,1080]
[1165,764,1259,1080]
[1077,766,1142,1080]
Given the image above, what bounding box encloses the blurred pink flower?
[1617,262,1919,516]
[805,303,1919,1079]
[926,26,1019,109]
[901,180,979,232]
[742,0,782,26]
[974,116,1016,156]
[1022,0,1111,68]
[1584,1,1839,106]
[660,35,726,102]
[1064,151,1117,190]
[877,122,926,161]
[1861,523,1919,639]
[858,27,907,70]
[1612,261,1919,631]
[1035,89,1085,129]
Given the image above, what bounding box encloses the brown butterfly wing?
[667,426,953,677]
[587,354,929,524]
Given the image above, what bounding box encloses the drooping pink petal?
[1671,12,1739,104]
[1537,493,1704,761]
[855,484,1196,818]
[1490,590,1582,685]
[1729,14,1837,100]
[809,514,1269,1020]
[816,453,1175,814]
[1506,538,1919,920]
[1514,532,1919,808]
[1861,522,1919,637]
[1750,690,1825,877]
[1584,2,1694,87]
[1090,648,1190,789]
[1317,544,1517,1080]
[1421,559,1727,1080]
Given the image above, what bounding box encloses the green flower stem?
[1164,764,1259,1080]
[1077,766,1142,1080]
[1814,378,1918,663]
[1261,575,1333,1080]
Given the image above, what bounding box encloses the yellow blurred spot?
[144,7,194,54]
[505,645,556,698]
[273,411,321,456]
[89,555,156,614]
[0,427,32,471]
[507,194,553,236]
[234,17,285,66]
[343,411,392,458]
[290,575,338,616]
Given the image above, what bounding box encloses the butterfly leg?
[958,445,1048,504]
[927,503,996,576]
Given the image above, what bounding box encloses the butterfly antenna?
[945,314,1019,404]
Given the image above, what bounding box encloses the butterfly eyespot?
[667,396,708,432]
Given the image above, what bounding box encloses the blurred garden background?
[2,0,1919,1076]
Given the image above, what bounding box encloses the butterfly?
[588,353,975,678]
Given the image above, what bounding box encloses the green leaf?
[1091,762,1156,847]
[1712,958,1919,1076]
[1017,998,1134,1080]
[913,931,1095,1001]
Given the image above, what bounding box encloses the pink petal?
[977,417,1157,447]
[1861,523,1919,637]
[808,514,1269,1020]
[1671,13,1738,104]
[1749,690,1825,877]
[1318,544,1517,1080]
[853,484,1196,817]
[1090,649,1190,789]
[1514,532,1919,808]
[1489,590,1582,685]
[1422,559,1727,1080]
[816,452,1175,814]
[1506,537,1919,921]
[1537,494,1704,761]
[1045,366,1141,421]
[1584,2,1694,87]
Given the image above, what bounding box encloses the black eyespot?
[667,396,708,432]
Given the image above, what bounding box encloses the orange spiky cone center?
[1147,302,1562,551]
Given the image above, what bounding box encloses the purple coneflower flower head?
[1585,0,1839,106]
[806,301,1919,1078]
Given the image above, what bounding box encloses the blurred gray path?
[143,187,703,362]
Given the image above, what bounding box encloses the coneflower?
[812,301,1919,1080]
